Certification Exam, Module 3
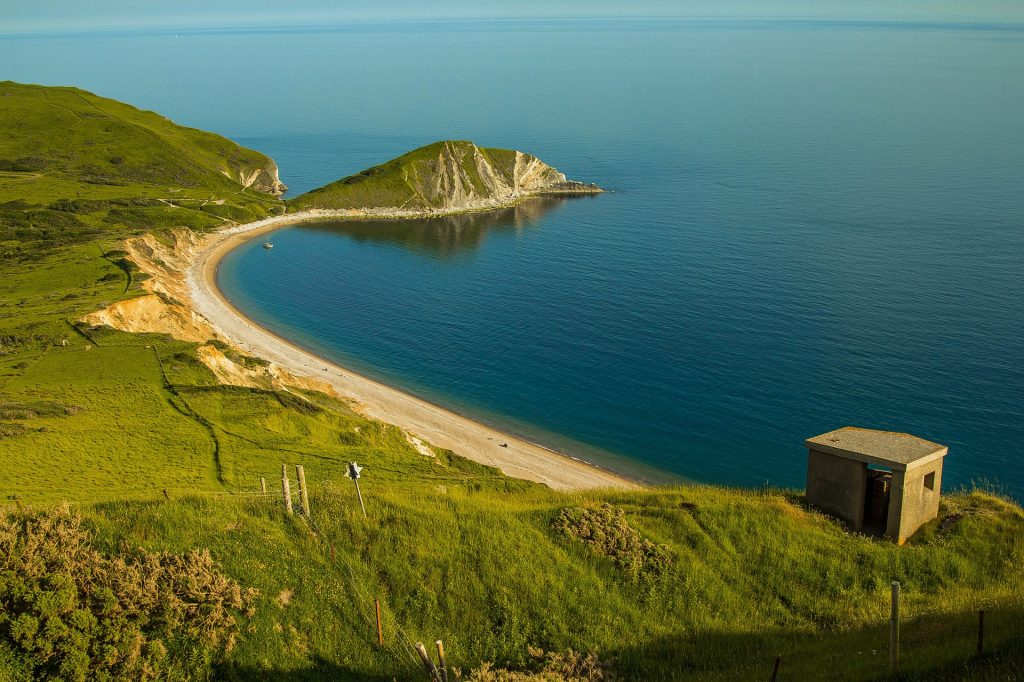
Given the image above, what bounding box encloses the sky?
[4,0,1024,34]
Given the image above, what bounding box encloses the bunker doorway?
[864,467,892,535]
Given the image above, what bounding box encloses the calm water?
[5,19,1023,495]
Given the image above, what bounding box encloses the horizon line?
[4,14,1024,39]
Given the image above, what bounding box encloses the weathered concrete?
[805,427,947,543]
[889,464,943,543]
[806,428,945,471]
[806,449,868,531]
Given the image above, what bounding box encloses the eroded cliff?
[290,140,602,213]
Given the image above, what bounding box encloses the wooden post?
[281,463,293,514]
[347,462,367,517]
[354,477,367,517]
[296,464,311,517]
[977,610,985,656]
[375,599,384,647]
[436,640,449,682]
[770,655,780,682]
[890,581,900,676]
[260,477,267,494]
[415,642,441,681]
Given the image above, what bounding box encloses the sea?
[3,18,1023,496]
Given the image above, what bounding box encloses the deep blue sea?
[4,19,1023,495]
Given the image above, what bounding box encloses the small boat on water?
[263,241,274,249]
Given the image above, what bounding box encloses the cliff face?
[290,140,601,213]
[80,229,339,396]
[407,142,590,208]
[231,160,287,197]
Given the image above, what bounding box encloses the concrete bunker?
[805,427,947,543]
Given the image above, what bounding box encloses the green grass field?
[1,83,1022,680]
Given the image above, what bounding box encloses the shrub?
[0,401,81,420]
[552,504,674,579]
[0,507,255,680]
[0,423,28,438]
[0,157,48,173]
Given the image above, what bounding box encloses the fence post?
[281,463,293,514]
[890,581,900,676]
[436,640,449,682]
[770,655,781,681]
[415,642,441,681]
[375,598,384,647]
[260,477,267,494]
[296,464,311,517]
[977,610,985,656]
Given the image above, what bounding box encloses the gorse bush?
[0,507,255,681]
[552,504,674,579]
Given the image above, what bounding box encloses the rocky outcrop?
[231,161,287,197]
[291,140,602,213]
[406,142,600,210]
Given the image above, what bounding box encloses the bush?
[0,157,48,173]
[552,504,674,579]
[0,507,255,680]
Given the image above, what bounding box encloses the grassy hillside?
[0,81,283,250]
[1,84,1022,680]
[4,479,1023,680]
[289,140,593,212]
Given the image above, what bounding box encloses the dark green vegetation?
[289,140,580,212]
[0,507,251,681]
[1,83,1023,680]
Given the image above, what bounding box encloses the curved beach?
[186,212,639,491]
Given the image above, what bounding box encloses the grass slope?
[34,485,1024,681]
[1,84,1022,680]
[0,81,282,249]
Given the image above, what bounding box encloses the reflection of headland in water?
[297,195,595,257]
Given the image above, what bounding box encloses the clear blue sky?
[4,0,1023,34]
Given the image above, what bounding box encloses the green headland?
[289,139,601,213]
[1,83,1022,681]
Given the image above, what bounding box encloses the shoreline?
[186,209,640,491]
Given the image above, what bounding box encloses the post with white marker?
[347,461,367,518]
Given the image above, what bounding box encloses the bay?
[5,18,1023,495]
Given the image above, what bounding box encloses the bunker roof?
[805,427,947,472]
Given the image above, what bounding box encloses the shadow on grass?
[608,606,1024,681]
[214,657,400,681]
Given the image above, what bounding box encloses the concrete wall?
[806,448,867,530]
[887,460,944,543]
